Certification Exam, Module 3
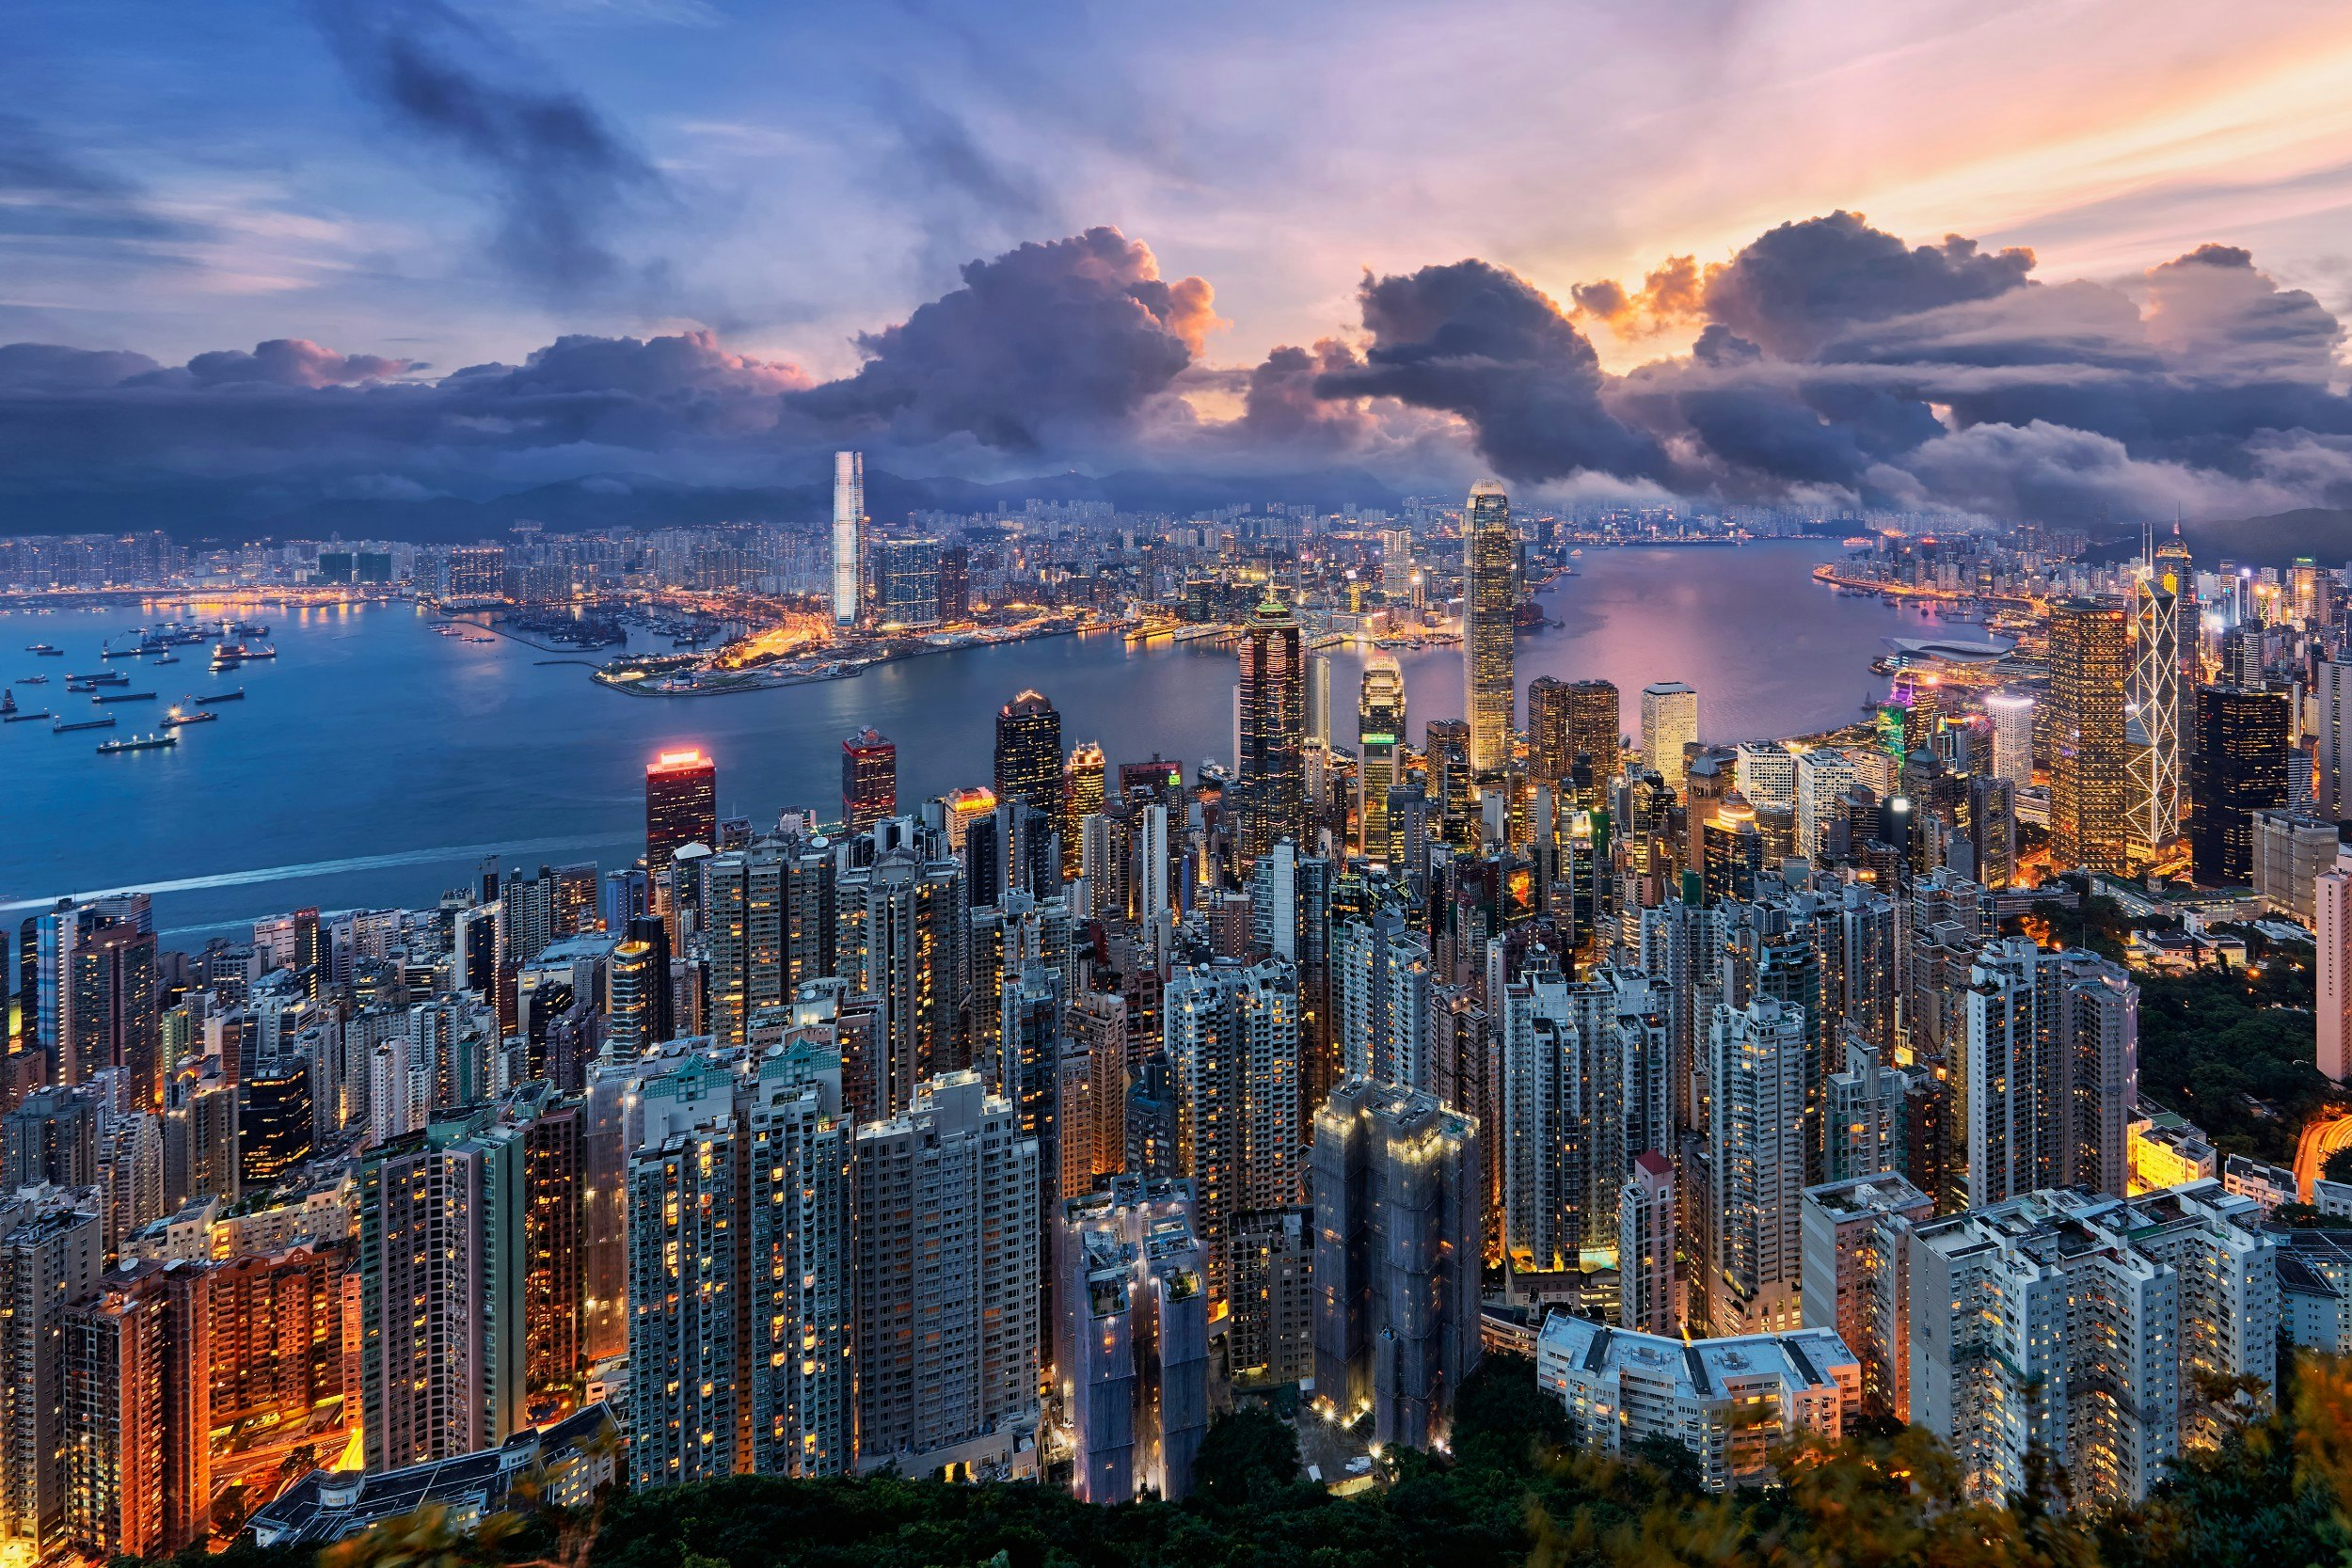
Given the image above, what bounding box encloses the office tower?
[1798,1172,1932,1421]
[1641,681,1699,794]
[2252,808,2337,922]
[1910,1181,2280,1506]
[2129,542,2185,857]
[1734,740,1798,812]
[853,1072,1040,1474]
[1538,1314,1859,1491]
[842,726,897,831]
[1562,679,1622,797]
[1463,482,1516,774]
[831,450,864,626]
[2048,597,2131,872]
[1226,1206,1313,1386]
[1357,657,1406,862]
[936,545,971,622]
[74,918,159,1109]
[1057,1178,1211,1504]
[1063,741,1106,877]
[0,1194,103,1554]
[1311,1082,1482,1450]
[2320,830,2352,1081]
[1709,998,1808,1335]
[65,1261,210,1558]
[1424,718,1476,848]
[1983,690,2034,789]
[238,1055,313,1189]
[1332,906,1430,1086]
[836,848,962,1115]
[2192,685,2290,885]
[876,536,942,628]
[1527,676,1571,788]
[1236,594,1308,861]
[1164,960,1300,1303]
[1962,939,2138,1207]
[1306,651,1331,749]
[1500,975,1632,1272]
[628,1043,853,1485]
[644,748,717,872]
[1617,1153,1677,1336]
[2318,659,2352,822]
[355,1107,528,1471]
[1792,747,1856,861]
[994,689,1063,820]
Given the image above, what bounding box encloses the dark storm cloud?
[316,0,671,299]
[789,226,1216,451]
[1702,211,2036,359]
[1312,260,1666,484]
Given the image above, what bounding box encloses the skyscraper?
[2321,830,2352,1081]
[1236,594,1307,861]
[1063,741,1106,877]
[2129,540,2185,858]
[1618,1152,1679,1338]
[993,690,1063,820]
[842,726,897,831]
[2048,597,2131,873]
[1709,997,1808,1335]
[831,450,864,627]
[1564,679,1621,795]
[1164,959,1301,1304]
[875,537,942,628]
[2317,658,2352,822]
[1463,482,1516,775]
[1357,657,1406,863]
[1642,681,1699,794]
[2192,685,2289,885]
[1984,690,2034,789]
[644,749,717,872]
[1057,1177,1211,1504]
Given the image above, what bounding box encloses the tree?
[1188,1405,1309,1512]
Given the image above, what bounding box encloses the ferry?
[194,689,245,705]
[55,716,117,733]
[161,707,217,727]
[25,643,61,656]
[97,734,176,754]
[92,691,156,705]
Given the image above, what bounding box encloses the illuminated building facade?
[1357,657,1406,862]
[644,749,717,873]
[842,726,897,832]
[832,450,865,626]
[993,690,1064,819]
[2191,685,2289,885]
[2128,538,2185,859]
[1641,681,1698,795]
[2048,597,2131,872]
[1236,595,1307,861]
[1062,741,1105,876]
[876,537,942,628]
[1463,482,1516,775]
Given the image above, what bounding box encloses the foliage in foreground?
[170,1352,2352,1568]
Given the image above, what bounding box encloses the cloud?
[1701,211,2036,359]
[0,113,201,246]
[184,340,421,388]
[789,226,1216,451]
[1311,260,1666,485]
[1570,254,1705,340]
[315,0,672,301]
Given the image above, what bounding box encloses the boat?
[161,707,217,727]
[54,717,118,733]
[92,691,156,704]
[0,689,11,716]
[242,642,277,659]
[97,733,176,754]
[100,647,144,660]
[151,654,179,665]
[25,643,61,656]
[3,709,53,723]
[225,621,269,637]
[68,671,127,686]
[18,674,46,685]
[194,689,245,705]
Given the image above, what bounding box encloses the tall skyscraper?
[1063,741,1106,878]
[875,537,942,628]
[1311,1081,1482,1451]
[831,450,865,627]
[1236,594,1307,861]
[2318,829,2352,1082]
[1642,681,1699,794]
[1564,678,1621,794]
[1164,959,1301,1304]
[1357,657,1406,863]
[0,1194,102,1555]
[1962,939,2137,1207]
[2128,539,2185,858]
[2192,686,2289,885]
[2317,658,2352,823]
[1057,1177,1211,1504]
[1617,1152,1678,1337]
[1983,690,2034,789]
[1463,482,1516,775]
[842,726,897,831]
[993,690,1063,820]
[2048,597,2131,873]
[644,749,717,872]
[835,848,964,1116]
[1709,997,1808,1335]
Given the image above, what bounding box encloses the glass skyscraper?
[1463,482,1516,775]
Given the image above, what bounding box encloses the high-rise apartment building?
[1798,1172,1932,1421]
[1357,657,1406,863]
[842,726,897,831]
[2317,658,2352,822]
[0,1195,103,1553]
[835,847,963,1116]
[1236,595,1308,861]
[644,749,717,873]
[853,1072,1040,1476]
[831,451,865,627]
[1057,1178,1211,1504]
[1463,482,1515,775]
[2048,597,2130,872]
[1164,959,1301,1303]
[1708,997,1808,1335]
[1617,1152,1678,1337]
[1641,682,1698,795]
[1311,1081,1482,1451]
[1962,939,2137,1207]
[64,1260,210,1558]
[1794,747,1857,861]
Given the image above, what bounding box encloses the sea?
[0,540,1958,940]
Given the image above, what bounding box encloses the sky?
[7,0,2352,529]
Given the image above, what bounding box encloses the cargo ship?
[97,733,175,753]
[93,691,156,705]
[18,673,46,685]
[161,707,217,727]
[55,716,117,733]
[3,709,52,723]
[25,643,61,656]
[67,671,128,687]
[194,689,244,705]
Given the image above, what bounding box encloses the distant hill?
[0,465,1409,544]
[2085,507,2352,568]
